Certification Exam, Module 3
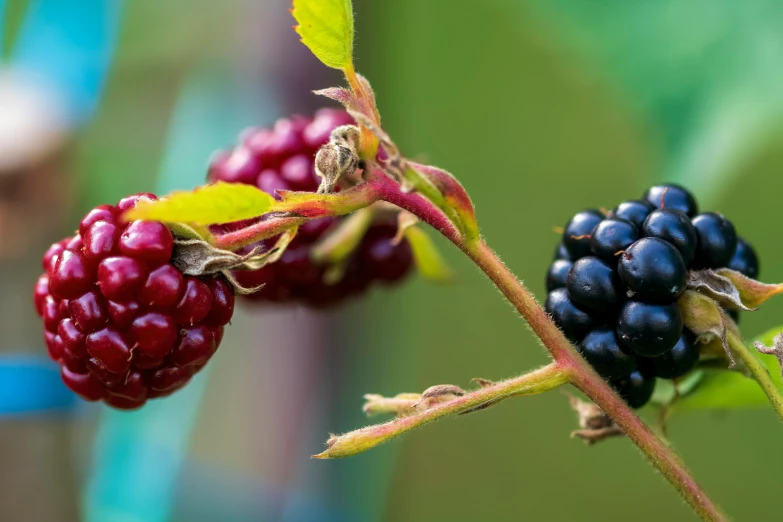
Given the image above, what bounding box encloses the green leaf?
[124,182,275,226]
[405,225,454,283]
[405,162,479,243]
[291,0,354,70]
[673,326,783,410]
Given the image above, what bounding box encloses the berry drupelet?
[544,183,758,408]
[208,109,413,308]
[34,194,234,409]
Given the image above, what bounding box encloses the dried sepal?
[171,229,296,295]
[755,333,783,383]
[687,270,754,311]
[714,268,783,308]
[677,290,736,367]
[567,394,624,445]
[314,125,361,193]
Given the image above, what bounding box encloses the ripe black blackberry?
[545,183,757,408]
[208,109,413,307]
[34,194,233,409]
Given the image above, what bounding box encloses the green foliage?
[405,226,454,283]
[291,0,354,70]
[125,181,274,226]
[677,327,783,410]
[655,326,783,411]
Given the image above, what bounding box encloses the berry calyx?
[34,195,234,409]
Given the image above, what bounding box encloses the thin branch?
[313,363,569,459]
[462,240,727,522]
[729,331,783,422]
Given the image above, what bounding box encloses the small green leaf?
[291,0,354,70]
[405,162,479,243]
[311,207,373,264]
[405,225,454,283]
[674,327,783,410]
[124,182,275,226]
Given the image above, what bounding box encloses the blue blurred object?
[85,66,277,522]
[172,460,362,522]
[0,356,76,416]
[0,0,122,417]
[9,0,123,124]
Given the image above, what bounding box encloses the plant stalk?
[375,178,727,522]
[314,362,569,459]
[728,331,783,421]
[213,169,727,521]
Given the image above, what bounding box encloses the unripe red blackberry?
[34,194,233,409]
[208,109,413,307]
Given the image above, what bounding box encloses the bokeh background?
[2,1,783,521]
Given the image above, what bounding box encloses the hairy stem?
[314,362,569,459]
[213,168,726,520]
[375,180,727,521]
[212,181,383,250]
[463,242,724,521]
[728,331,783,421]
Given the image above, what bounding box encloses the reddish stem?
[209,169,726,521]
[213,216,307,250]
[370,182,727,521]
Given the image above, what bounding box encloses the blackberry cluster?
[208,109,413,308]
[34,194,234,409]
[546,184,759,408]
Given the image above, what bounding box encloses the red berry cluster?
[208,109,413,308]
[34,194,234,409]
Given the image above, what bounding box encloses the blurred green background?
[3,0,783,521]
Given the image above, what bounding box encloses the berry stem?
[313,362,569,459]
[212,180,385,250]
[213,216,308,250]
[728,331,783,421]
[371,180,727,521]
[460,240,726,522]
